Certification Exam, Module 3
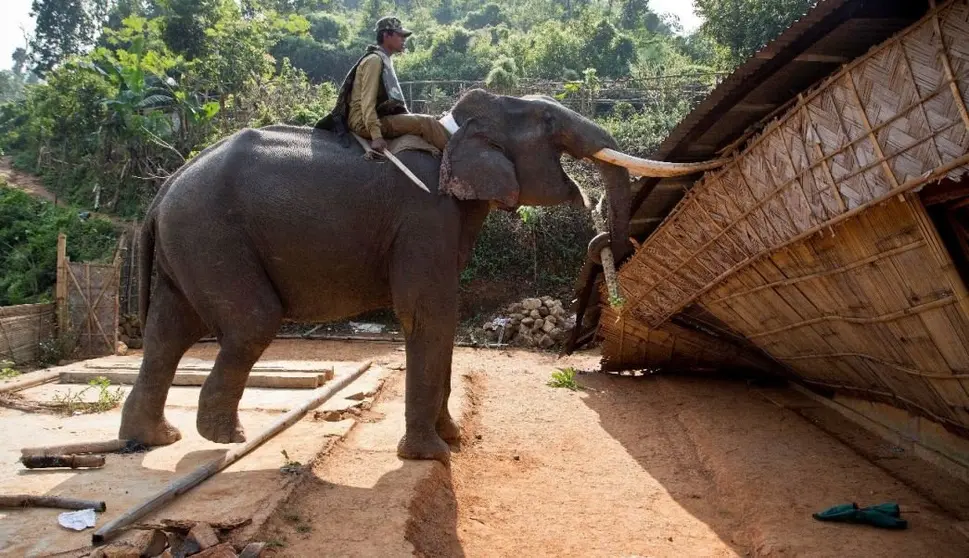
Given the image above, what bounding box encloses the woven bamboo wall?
[599,305,780,374]
[0,304,55,364]
[698,196,969,433]
[600,0,969,434]
[614,0,969,328]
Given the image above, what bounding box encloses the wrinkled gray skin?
[119,89,631,462]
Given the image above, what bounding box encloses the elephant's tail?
[138,211,156,329]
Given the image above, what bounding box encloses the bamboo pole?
[92,360,373,544]
[21,439,128,458]
[708,240,927,305]
[56,233,68,339]
[0,495,106,512]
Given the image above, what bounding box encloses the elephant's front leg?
[397,328,454,463]
[436,368,461,443]
[391,250,459,464]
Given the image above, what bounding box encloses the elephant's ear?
[440,118,520,209]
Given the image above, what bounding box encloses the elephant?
[118,88,716,463]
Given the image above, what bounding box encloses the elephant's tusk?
[591,148,728,178]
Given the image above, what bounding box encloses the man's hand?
[370,137,388,152]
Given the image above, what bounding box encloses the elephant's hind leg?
[120,275,207,446]
[193,265,282,444]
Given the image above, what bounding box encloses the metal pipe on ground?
[91,360,373,545]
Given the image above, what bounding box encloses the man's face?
[383,32,406,54]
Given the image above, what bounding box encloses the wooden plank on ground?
[59,370,327,389]
[83,358,334,376]
[0,370,61,393]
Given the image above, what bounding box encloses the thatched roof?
[628,0,932,239]
[593,0,969,438]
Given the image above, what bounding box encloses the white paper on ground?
[349,322,385,334]
[58,508,97,531]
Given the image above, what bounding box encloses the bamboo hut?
[584,0,969,446]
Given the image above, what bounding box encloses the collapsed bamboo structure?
[600,0,969,436]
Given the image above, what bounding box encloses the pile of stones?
[117,314,143,350]
[478,296,575,349]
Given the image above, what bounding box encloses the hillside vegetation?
[0,0,813,306]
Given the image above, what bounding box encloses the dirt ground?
[211,340,969,557]
[0,353,384,557]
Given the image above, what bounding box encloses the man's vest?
[315,45,409,146]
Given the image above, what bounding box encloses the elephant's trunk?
[554,117,633,262]
[593,161,632,262]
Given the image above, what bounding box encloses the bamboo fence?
[601,0,969,434]
[0,304,55,364]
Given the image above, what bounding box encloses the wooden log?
[21,439,128,458]
[92,361,373,544]
[22,454,106,469]
[59,370,326,389]
[0,370,60,394]
[0,494,107,512]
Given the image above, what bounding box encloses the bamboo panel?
[694,196,969,433]
[0,304,55,364]
[598,306,776,374]
[66,262,120,357]
[616,0,969,328]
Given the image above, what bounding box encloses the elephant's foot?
[436,414,461,443]
[196,401,246,444]
[397,430,450,464]
[119,413,182,446]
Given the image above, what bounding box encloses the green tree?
[463,3,506,30]
[434,0,457,24]
[695,0,816,65]
[156,0,224,59]
[28,0,97,75]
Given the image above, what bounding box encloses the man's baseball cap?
[375,16,412,37]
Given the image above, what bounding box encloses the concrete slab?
[0,361,388,558]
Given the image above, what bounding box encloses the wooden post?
[85,262,92,354]
[56,233,68,340]
[112,232,125,353]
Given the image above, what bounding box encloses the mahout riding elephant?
[119,88,714,462]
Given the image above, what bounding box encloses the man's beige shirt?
[348,54,384,140]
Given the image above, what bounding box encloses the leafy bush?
[0,185,118,306]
